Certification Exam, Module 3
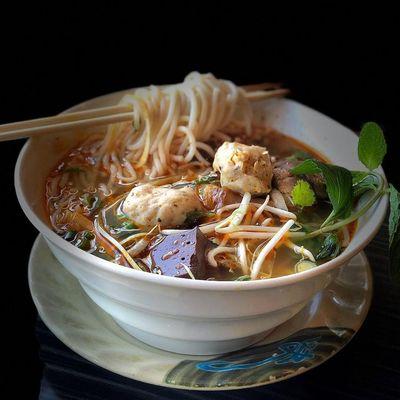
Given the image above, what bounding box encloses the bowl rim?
[14,95,388,291]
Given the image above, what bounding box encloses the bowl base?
[114,318,273,355]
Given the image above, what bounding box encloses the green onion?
[64,230,77,241]
[121,221,137,230]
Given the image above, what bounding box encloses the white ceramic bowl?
[15,92,388,355]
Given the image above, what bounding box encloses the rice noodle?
[96,72,252,184]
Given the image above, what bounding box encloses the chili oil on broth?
[44,127,348,281]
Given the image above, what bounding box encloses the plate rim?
[28,234,373,391]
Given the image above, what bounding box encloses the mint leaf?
[389,184,400,283]
[389,184,400,247]
[316,233,341,260]
[291,180,316,207]
[352,171,380,197]
[358,122,387,171]
[290,159,321,175]
[291,159,353,227]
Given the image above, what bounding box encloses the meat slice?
[150,227,212,279]
[272,159,298,196]
[305,173,327,199]
[272,158,327,204]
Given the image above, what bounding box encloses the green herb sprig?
[291,179,316,207]
[291,122,399,282]
[291,160,353,227]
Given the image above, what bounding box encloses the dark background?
[1,3,399,399]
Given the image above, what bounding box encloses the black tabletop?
[33,223,400,400]
[1,5,400,399]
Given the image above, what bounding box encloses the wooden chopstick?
[245,88,289,101]
[0,112,134,142]
[241,82,283,91]
[0,85,287,142]
[0,104,132,133]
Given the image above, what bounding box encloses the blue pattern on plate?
[196,337,320,372]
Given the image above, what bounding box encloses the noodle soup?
[45,73,362,281]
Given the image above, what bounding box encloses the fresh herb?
[291,179,316,207]
[73,230,95,251]
[236,275,251,281]
[290,159,320,175]
[352,171,380,197]
[117,212,129,220]
[389,184,400,247]
[121,220,137,230]
[64,230,77,241]
[184,210,214,227]
[281,122,400,283]
[358,122,387,171]
[110,214,138,233]
[316,233,341,260]
[291,159,353,227]
[82,230,95,240]
[80,193,101,212]
[169,173,219,190]
[193,172,219,185]
[389,184,400,283]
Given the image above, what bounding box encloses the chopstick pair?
[0,85,288,142]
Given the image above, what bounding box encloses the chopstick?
[241,82,283,91]
[0,112,134,141]
[245,88,289,101]
[0,85,288,142]
[0,105,133,142]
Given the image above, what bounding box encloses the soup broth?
[45,126,356,281]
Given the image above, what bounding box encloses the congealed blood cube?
[150,227,211,279]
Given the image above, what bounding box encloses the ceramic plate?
[29,235,372,390]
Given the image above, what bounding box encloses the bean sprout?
[251,219,295,279]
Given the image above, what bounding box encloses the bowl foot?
[114,318,273,355]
